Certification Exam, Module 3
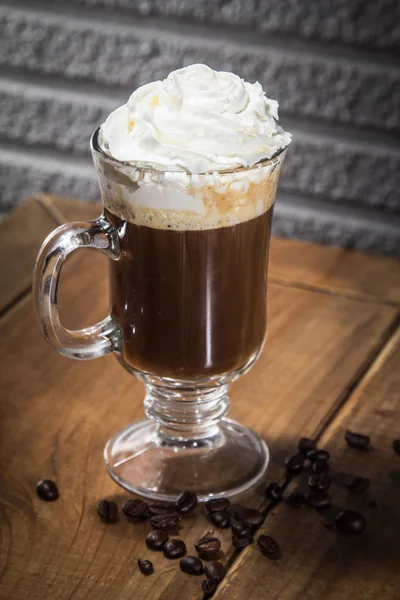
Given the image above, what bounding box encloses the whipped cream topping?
[100,64,291,173]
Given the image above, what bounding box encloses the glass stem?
[144,383,230,441]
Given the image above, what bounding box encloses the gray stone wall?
[1,0,400,255]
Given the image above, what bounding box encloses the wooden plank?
[0,198,59,314]
[214,327,400,600]
[0,243,397,599]
[269,237,400,306]
[36,195,101,225]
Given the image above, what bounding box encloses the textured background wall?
[1,0,400,255]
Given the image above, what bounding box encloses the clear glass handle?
[33,215,120,360]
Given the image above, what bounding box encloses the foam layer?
[93,150,286,231]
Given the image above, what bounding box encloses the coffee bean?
[179,555,204,576]
[97,499,118,523]
[163,539,186,559]
[148,502,175,516]
[345,430,370,451]
[137,558,154,575]
[347,476,370,494]
[305,491,332,510]
[392,439,400,456]
[205,498,231,513]
[150,513,181,530]
[258,535,281,560]
[209,511,230,529]
[175,491,198,514]
[204,561,225,583]
[231,519,251,538]
[232,534,253,548]
[202,578,217,599]
[36,480,59,502]
[265,482,283,502]
[285,453,305,475]
[235,507,264,528]
[122,498,148,519]
[146,529,169,550]
[335,510,367,534]
[286,491,305,508]
[307,449,330,463]
[195,535,221,559]
[312,460,330,474]
[298,437,316,456]
[308,472,331,492]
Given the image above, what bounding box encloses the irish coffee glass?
[34,128,287,500]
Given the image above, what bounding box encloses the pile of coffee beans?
[36,427,392,596]
[279,432,376,537]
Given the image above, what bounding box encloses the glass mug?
[34,128,287,500]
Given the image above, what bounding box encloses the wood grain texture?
[0,196,100,317]
[1,197,400,599]
[0,198,58,314]
[269,237,400,305]
[0,248,397,599]
[37,195,101,225]
[214,328,400,600]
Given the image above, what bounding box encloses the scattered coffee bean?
[235,507,264,528]
[312,460,330,474]
[202,578,217,599]
[175,491,198,514]
[305,491,332,510]
[368,500,377,508]
[345,430,370,451]
[286,453,305,475]
[195,535,221,559]
[258,535,281,560]
[163,539,186,559]
[335,510,367,534]
[150,513,181,530]
[146,529,169,551]
[148,502,175,516]
[392,439,400,456]
[122,498,148,519]
[179,555,204,576]
[204,561,225,583]
[232,534,253,548]
[265,482,283,502]
[347,476,370,494]
[209,511,230,529]
[205,498,231,513]
[308,472,331,492]
[97,499,118,523]
[307,449,330,463]
[286,491,305,508]
[36,480,59,502]
[298,437,317,456]
[137,558,154,575]
[231,519,251,538]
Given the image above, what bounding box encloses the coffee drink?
[95,63,290,380]
[105,207,272,378]
[34,63,291,501]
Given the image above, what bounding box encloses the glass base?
[104,418,269,501]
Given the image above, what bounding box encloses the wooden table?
[1,196,400,600]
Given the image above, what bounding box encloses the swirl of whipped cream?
[100,64,291,173]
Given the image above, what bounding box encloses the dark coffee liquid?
[105,208,272,378]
